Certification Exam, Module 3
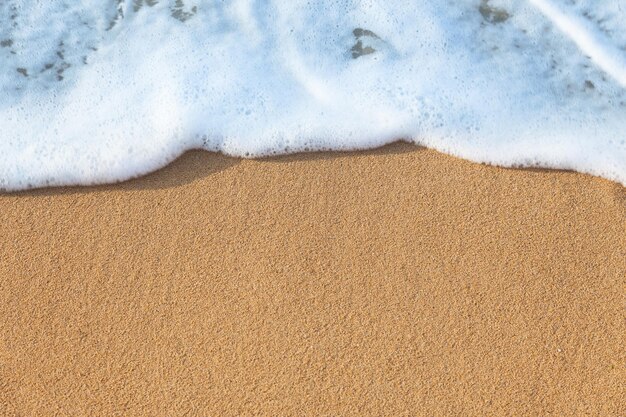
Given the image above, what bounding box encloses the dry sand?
[1,143,624,416]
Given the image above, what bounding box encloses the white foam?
[1,0,625,190]
[528,0,626,88]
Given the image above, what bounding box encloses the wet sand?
[1,143,624,416]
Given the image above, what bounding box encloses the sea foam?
[1,0,625,190]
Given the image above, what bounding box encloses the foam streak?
[528,0,626,88]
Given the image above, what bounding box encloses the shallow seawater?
[1,0,625,190]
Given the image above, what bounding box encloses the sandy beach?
[1,143,624,416]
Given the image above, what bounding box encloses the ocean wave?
[1,0,625,190]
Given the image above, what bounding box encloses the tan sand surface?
[1,143,625,416]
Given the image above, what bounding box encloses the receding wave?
[1,0,625,190]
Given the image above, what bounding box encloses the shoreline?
[4,142,626,194]
[1,143,624,416]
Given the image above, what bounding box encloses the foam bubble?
[1,0,625,190]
